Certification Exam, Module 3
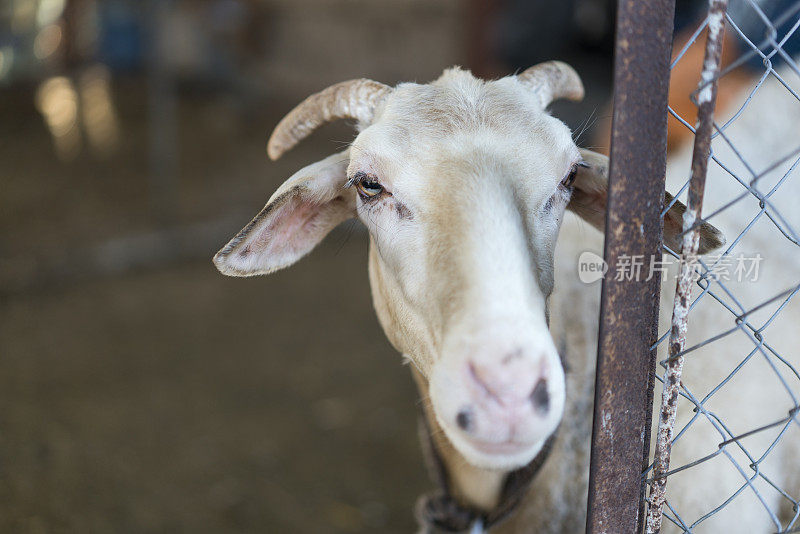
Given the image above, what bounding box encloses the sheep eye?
[355,175,384,198]
[561,165,578,188]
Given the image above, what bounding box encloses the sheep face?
[350,70,578,469]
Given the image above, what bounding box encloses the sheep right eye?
[561,165,578,188]
[356,178,383,198]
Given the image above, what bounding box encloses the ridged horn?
[517,61,584,109]
[267,79,392,160]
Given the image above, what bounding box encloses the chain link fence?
[641,0,800,532]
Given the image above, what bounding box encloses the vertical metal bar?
[585,1,676,533]
[645,2,728,533]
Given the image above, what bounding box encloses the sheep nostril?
[456,407,474,431]
[530,379,550,415]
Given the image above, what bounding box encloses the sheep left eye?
[356,177,384,198]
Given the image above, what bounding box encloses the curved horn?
[267,79,392,160]
[517,61,584,109]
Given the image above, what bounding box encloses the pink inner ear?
[249,198,324,259]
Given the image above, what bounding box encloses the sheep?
[212,62,796,532]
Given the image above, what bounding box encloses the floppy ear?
[213,150,355,276]
[569,149,725,254]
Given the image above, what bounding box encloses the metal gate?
[586,0,800,532]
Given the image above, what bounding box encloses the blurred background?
[2,0,787,532]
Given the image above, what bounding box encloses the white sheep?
[212,62,797,533]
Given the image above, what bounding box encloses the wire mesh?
[643,1,800,532]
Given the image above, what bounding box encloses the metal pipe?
[585,1,676,532]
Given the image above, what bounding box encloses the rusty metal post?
[586,1,676,533]
[645,2,728,533]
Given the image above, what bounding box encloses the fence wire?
[643,1,800,532]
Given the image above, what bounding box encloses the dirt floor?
[0,244,429,534]
[0,87,429,533]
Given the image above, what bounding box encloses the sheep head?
[213,62,723,471]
